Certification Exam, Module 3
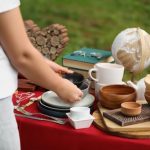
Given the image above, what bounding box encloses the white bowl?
[66,113,94,129]
[70,107,90,120]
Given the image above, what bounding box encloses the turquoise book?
[62,47,114,71]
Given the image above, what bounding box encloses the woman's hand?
[45,58,73,74]
[55,78,83,103]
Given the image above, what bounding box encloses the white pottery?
[127,78,146,100]
[70,107,90,120]
[88,63,124,84]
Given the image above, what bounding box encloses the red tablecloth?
[13,91,150,150]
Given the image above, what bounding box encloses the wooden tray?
[103,104,150,126]
[97,100,150,132]
[93,110,150,139]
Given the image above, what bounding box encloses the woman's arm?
[0,7,82,102]
[45,58,73,74]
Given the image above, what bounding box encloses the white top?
[0,0,20,98]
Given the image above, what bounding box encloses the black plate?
[38,101,69,118]
[38,100,94,118]
[39,100,70,112]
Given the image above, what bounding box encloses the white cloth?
[0,0,20,99]
[0,96,20,150]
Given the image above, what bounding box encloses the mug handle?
[88,68,98,82]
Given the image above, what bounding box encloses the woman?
[0,0,83,149]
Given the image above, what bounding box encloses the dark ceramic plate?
[62,72,84,87]
[38,101,70,118]
[39,100,70,112]
[38,100,94,118]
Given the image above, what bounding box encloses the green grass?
[20,0,150,81]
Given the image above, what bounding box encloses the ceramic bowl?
[70,107,90,120]
[99,85,137,109]
[79,80,90,98]
[144,92,150,105]
[121,102,141,116]
[66,113,94,129]
[62,72,84,87]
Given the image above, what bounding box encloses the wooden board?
[98,101,150,132]
[93,110,150,139]
[103,104,150,126]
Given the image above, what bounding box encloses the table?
[13,91,150,150]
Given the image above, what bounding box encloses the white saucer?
[41,91,95,109]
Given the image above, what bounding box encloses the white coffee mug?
[89,63,124,84]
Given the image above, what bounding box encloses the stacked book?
[62,47,114,78]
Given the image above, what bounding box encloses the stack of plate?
[38,91,95,118]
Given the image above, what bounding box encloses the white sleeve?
[0,0,20,13]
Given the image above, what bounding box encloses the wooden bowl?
[99,85,137,109]
[121,102,141,116]
[144,74,150,90]
[145,89,150,93]
[144,92,150,105]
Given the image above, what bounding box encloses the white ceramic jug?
[127,78,146,100]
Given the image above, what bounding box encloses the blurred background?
[21,0,150,80]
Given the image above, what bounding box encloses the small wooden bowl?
[121,102,141,116]
[99,85,137,109]
[144,92,150,105]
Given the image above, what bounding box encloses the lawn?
[20,0,150,81]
